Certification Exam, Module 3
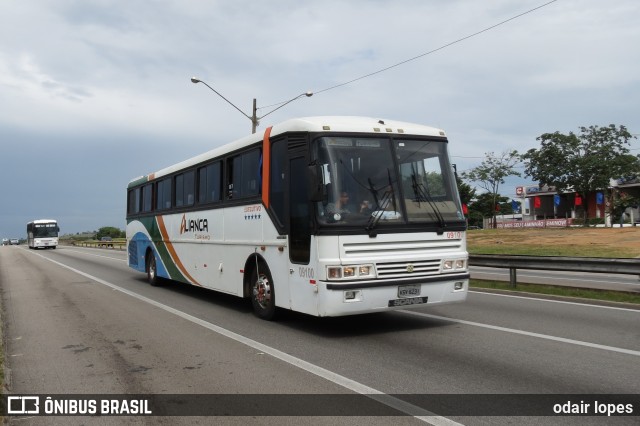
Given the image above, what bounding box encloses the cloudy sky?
[1,0,638,238]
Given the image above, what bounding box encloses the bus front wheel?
[251,266,276,320]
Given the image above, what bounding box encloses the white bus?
[126,116,468,319]
[27,219,60,249]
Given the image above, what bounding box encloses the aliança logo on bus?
[179,214,209,239]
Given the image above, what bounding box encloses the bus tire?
[250,265,277,320]
[146,251,162,287]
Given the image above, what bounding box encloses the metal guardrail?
[69,241,126,250]
[468,254,640,287]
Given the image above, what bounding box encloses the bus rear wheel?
[146,252,162,287]
[251,267,276,320]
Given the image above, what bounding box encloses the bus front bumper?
[318,272,469,317]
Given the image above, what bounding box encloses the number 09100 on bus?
[126,116,469,319]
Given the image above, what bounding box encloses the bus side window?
[228,149,261,199]
[156,178,171,210]
[175,174,184,207]
[142,184,153,212]
[198,161,222,204]
[184,170,195,206]
[128,188,141,215]
[227,157,235,199]
[198,166,207,203]
[174,170,195,207]
[243,149,261,197]
[231,155,243,198]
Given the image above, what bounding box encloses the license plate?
[398,284,420,298]
[388,297,428,307]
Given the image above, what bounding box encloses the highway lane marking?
[469,290,640,313]
[400,311,640,357]
[27,250,462,426]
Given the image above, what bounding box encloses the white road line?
[28,250,462,426]
[469,290,640,313]
[400,310,640,357]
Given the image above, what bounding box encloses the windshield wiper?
[365,169,398,237]
[410,172,446,235]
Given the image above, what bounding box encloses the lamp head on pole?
[190,76,313,133]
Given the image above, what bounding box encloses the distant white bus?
[27,219,59,249]
[126,116,468,319]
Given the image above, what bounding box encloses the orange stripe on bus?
[261,126,273,208]
[156,216,201,286]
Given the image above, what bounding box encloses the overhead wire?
[258,0,558,110]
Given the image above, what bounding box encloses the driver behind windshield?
[326,192,352,215]
[328,191,373,213]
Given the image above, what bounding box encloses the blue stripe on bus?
[130,231,169,279]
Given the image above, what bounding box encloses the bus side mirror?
[307,165,325,202]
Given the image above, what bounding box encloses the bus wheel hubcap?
[149,259,156,279]
[253,274,271,308]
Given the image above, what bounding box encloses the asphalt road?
[1,245,639,425]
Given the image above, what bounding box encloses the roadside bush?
[572,218,605,226]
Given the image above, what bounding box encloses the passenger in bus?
[326,192,373,219]
[360,199,375,214]
[326,192,352,215]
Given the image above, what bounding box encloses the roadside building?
[506,180,640,228]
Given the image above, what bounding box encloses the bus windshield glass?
[33,223,59,237]
[313,136,464,227]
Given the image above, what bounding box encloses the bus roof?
[128,116,447,186]
[274,116,446,136]
[27,219,57,224]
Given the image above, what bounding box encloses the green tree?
[522,125,638,226]
[467,192,513,227]
[456,174,476,207]
[611,191,640,226]
[462,150,521,226]
[96,226,124,239]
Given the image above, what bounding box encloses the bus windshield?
[33,223,59,237]
[313,136,464,229]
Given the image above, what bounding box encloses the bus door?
[287,152,315,313]
[288,154,311,263]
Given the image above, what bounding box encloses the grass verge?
[471,279,640,305]
[466,228,640,258]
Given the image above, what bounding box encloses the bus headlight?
[328,267,342,279]
[359,265,371,276]
[344,266,356,277]
[327,264,375,281]
[441,258,467,273]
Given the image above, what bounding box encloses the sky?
[1,0,639,238]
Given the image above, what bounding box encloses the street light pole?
[252,98,257,134]
[191,77,312,134]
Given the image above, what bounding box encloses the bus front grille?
[375,259,441,278]
[342,239,461,258]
